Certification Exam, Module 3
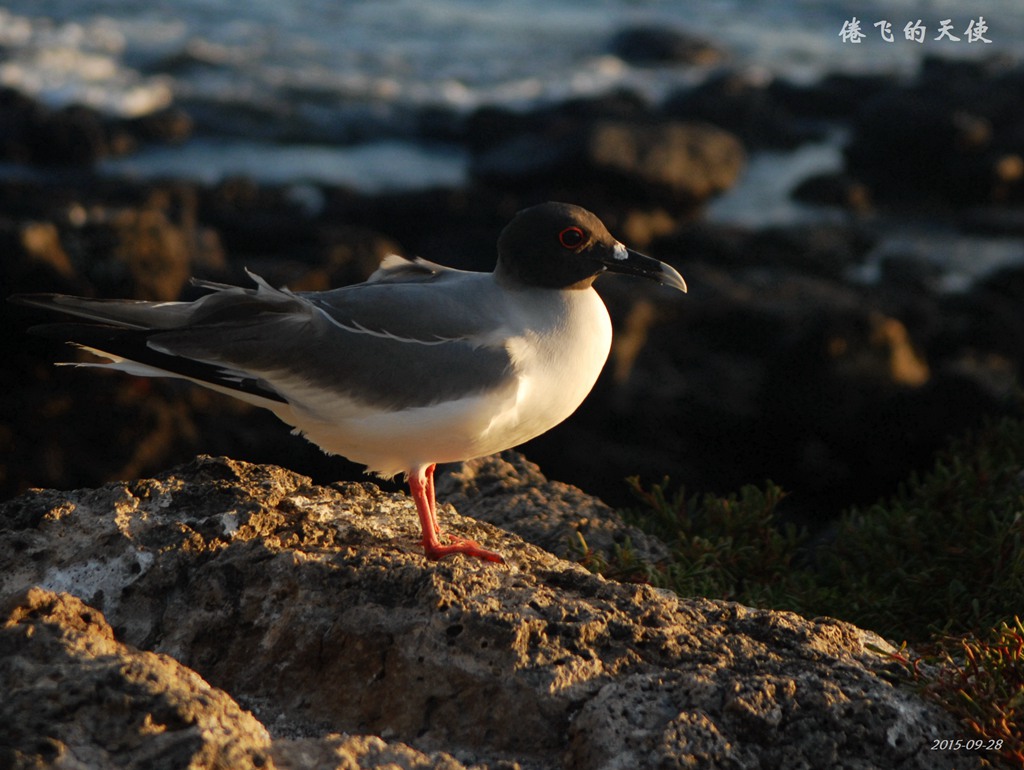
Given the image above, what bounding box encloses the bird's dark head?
[495,202,686,292]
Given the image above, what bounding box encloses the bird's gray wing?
[18,270,517,413]
[166,272,516,411]
[365,254,459,284]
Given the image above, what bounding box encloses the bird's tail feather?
[28,322,288,405]
[11,294,192,329]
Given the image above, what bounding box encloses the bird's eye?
[558,226,586,250]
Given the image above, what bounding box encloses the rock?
[0,219,78,292]
[437,451,668,563]
[0,88,193,167]
[1,589,274,770]
[790,171,873,213]
[469,132,577,184]
[199,179,400,286]
[768,73,892,122]
[464,91,652,153]
[0,88,43,164]
[0,455,977,769]
[471,118,745,208]
[663,71,826,150]
[935,268,1024,370]
[92,205,202,301]
[586,120,745,203]
[57,185,225,301]
[845,91,993,206]
[844,56,1024,206]
[608,26,725,67]
[0,589,473,770]
[959,205,1024,236]
[120,108,195,146]
[463,91,743,210]
[652,220,875,280]
[27,104,110,166]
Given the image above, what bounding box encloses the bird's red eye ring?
[558,226,585,250]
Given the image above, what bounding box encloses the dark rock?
[876,253,945,293]
[0,88,193,167]
[932,270,1024,368]
[472,118,745,208]
[959,205,1024,236]
[464,91,652,153]
[83,202,207,301]
[977,263,1024,302]
[663,71,827,150]
[199,179,399,285]
[768,73,893,122]
[0,456,976,769]
[844,56,1024,207]
[608,26,725,66]
[120,107,195,145]
[651,220,874,280]
[470,132,577,183]
[846,91,995,206]
[0,93,110,166]
[463,90,744,211]
[791,171,873,213]
[18,184,224,302]
[0,220,77,292]
[0,88,47,164]
[28,104,109,166]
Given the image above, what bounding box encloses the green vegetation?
[822,417,1024,641]
[881,619,1024,767]
[585,414,1023,641]
[580,480,837,612]
[575,415,1024,765]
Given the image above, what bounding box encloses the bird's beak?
[600,243,687,293]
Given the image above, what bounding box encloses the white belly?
[277,287,613,478]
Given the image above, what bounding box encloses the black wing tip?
[9,293,60,308]
[25,321,289,405]
[26,321,117,340]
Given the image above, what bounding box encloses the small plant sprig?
[569,531,663,585]
[613,478,832,611]
[877,618,1024,768]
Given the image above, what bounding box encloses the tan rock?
[0,455,976,769]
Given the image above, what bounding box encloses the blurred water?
[1,0,1022,236]
[1,1,1020,122]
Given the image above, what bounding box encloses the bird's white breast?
[273,284,612,478]
[488,285,612,449]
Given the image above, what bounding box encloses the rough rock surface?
[1,589,274,770]
[0,455,976,769]
[437,451,668,563]
[1,589,471,770]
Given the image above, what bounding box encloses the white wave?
[0,8,173,116]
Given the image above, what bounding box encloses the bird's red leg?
[424,463,441,538]
[408,464,503,563]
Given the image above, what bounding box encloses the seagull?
[12,202,686,563]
